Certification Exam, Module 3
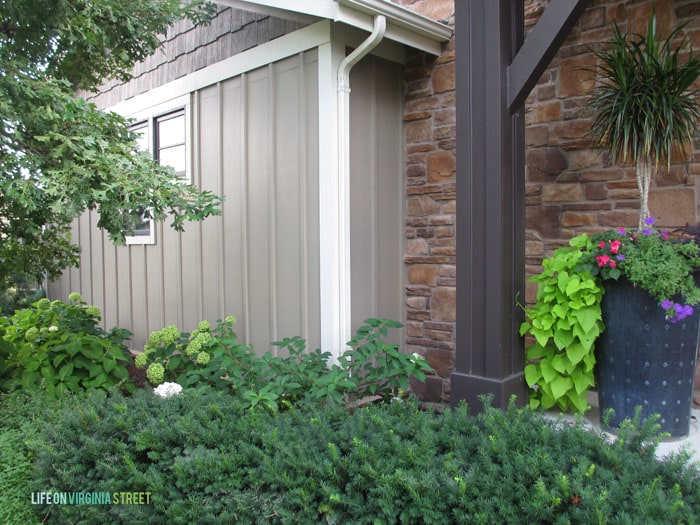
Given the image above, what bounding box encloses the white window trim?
[125,94,192,245]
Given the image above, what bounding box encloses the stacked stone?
[397,0,456,403]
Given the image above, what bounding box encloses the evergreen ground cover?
[0,391,69,525]
[2,301,699,524]
[6,386,698,524]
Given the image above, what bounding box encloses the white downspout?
[336,15,386,353]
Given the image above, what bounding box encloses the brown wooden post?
[452,0,590,412]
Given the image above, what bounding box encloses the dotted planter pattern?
[596,278,699,438]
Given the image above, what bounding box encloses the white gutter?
[335,15,386,353]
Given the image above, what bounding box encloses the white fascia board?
[109,20,331,117]
[216,0,452,55]
[217,0,339,21]
[216,0,327,24]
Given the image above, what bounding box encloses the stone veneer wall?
[395,0,700,403]
[393,0,456,403]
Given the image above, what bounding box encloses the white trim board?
[110,20,332,117]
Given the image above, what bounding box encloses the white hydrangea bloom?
[153,382,183,399]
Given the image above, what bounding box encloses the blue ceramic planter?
[596,278,699,438]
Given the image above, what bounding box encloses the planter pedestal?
[596,279,699,438]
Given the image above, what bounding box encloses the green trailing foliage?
[29,390,700,524]
[136,317,431,410]
[520,234,605,412]
[0,293,133,397]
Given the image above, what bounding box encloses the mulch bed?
[126,355,148,389]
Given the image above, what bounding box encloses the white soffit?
[218,0,452,55]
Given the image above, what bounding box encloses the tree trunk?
[636,158,652,230]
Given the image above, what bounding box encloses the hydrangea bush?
[0,294,133,397]
[135,317,432,410]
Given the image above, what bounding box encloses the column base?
[450,371,527,414]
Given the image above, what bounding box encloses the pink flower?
[598,241,606,249]
[597,254,610,267]
[610,240,620,254]
[662,231,669,240]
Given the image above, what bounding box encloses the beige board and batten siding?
[349,54,405,345]
[51,50,322,354]
[50,41,406,356]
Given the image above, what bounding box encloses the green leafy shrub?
[0,273,45,315]
[0,293,133,397]
[520,234,605,412]
[30,388,700,524]
[136,317,431,409]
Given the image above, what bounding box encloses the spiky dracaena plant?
[587,14,700,230]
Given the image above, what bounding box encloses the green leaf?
[551,304,568,319]
[572,369,594,395]
[566,390,589,413]
[565,276,584,296]
[549,375,574,400]
[530,327,552,348]
[525,343,547,360]
[80,345,103,360]
[573,306,600,335]
[66,340,82,357]
[524,363,542,387]
[540,360,557,384]
[59,362,74,380]
[551,354,573,375]
[565,342,588,366]
[553,328,574,351]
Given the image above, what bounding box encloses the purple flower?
[665,302,694,323]
[617,227,626,235]
[616,254,626,261]
[645,216,656,226]
[661,231,669,240]
[642,228,652,236]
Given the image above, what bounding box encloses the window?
[127,121,155,243]
[156,110,187,179]
[125,100,190,245]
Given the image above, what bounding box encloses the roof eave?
[216,0,452,55]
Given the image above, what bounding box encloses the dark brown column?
[452,0,589,412]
